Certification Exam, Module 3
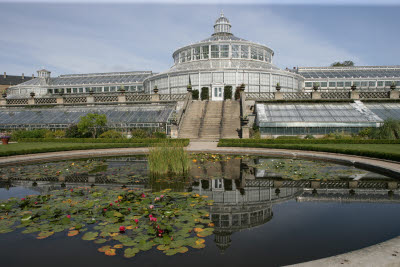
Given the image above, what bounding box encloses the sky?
[0,1,399,77]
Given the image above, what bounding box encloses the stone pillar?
[274,92,283,100]
[390,90,399,99]
[311,181,321,189]
[311,92,321,100]
[118,94,126,104]
[0,98,6,106]
[242,126,250,139]
[28,98,35,105]
[87,95,94,105]
[273,180,283,188]
[151,93,160,102]
[170,125,178,138]
[388,181,398,190]
[349,181,358,188]
[350,91,359,100]
[56,96,64,104]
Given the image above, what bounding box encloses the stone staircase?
[221,100,241,139]
[178,101,206,139]
[178,100,240,140]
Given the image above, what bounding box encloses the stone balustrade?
[0,93,187,107]
[245,90,399,101]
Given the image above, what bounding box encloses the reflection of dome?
[214,230,232,253]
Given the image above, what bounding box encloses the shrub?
[275,135,301,140]
[99,130,124,139]
[192,89,199,100]
[201,87,209,100]
[304,134,315,139]
[358,128,372,139]
[234,87,240,100]
[65,124,85,138]
[370,119,400,140]
[224,86,232,100]
[148,144,190,174]
[44,130,55,139]
[131,128,149,138]
[12,129,48,139]
[152,131,167,139]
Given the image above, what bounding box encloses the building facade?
[5,13,400,99]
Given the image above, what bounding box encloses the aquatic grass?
[148,143,191,175]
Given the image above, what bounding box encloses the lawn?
[218,141,400,161]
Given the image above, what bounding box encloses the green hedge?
[219,138,400,145]
[218,142,400,161]
[16,138,190,146]
[0,143,158,158]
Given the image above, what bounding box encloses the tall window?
[201,46,209,59]
[211,45,219,58]
[258,49,264,61]
[232,45,240,58]
[186,49,192,61]
[241,45,249,58]
[194,46,200,60]
[220,45,229,58]
[251,47,257,60]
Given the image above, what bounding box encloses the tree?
[331,61,355,67]
[77,113,107,138]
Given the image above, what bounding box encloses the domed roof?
[201,11,248,42]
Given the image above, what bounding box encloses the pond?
[1,154,400,267]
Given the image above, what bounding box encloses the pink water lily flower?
[66,215,71,219]
[134,219,139,224]
[155,197,160,201]
[21,198,25,201]
[149,205,154,209]
[119,226,126,232]
[141,193,146,198]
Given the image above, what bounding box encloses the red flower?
[34,202,38,205]
[103,208,107,212]
[70,189,73,192]
[67,215,71,219]
[149,214,153,218]
[109,203,113,206]
[128,208,131,211]
[21,198,25,201]
[114,200,118,203]
[141,193,146,198]
[119,226,126,232]
[134,219,139,224]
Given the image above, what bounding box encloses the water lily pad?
[124,247,139,258]
[82,231,98,241]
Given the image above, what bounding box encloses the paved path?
[2,141,400,266]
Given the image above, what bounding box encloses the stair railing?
[176,92,192,132]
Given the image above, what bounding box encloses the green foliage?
[65,124,85,138]
[234,87,240,100]
[0,188,214,258]
[358,128,372,139]
[131,128,150,138]
[152,131,167,139]
[200,87,209,100]
[191,89,199,100]
[218,138,400,145]
[148,144,191,174]
[370,119,400,140]
[77,113,108,138]
[304,134,315,139]
[223,86,232,100]
[16,138,189,144]
[331,60,355,67]
[275,135,301,140]
[323,130,353,140]
[99,130,124,139]
[12,129,48,139]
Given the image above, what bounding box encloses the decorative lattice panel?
[35,98,57,104]
[321,92,350,99]
[245,92,274,100]
[94,95,118,103]
[283,92,312,100]
[359,91,390,99]
[6,99,29,105]
[64,97,87,104]
[160,94,187,101]
[126,94,151,102]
